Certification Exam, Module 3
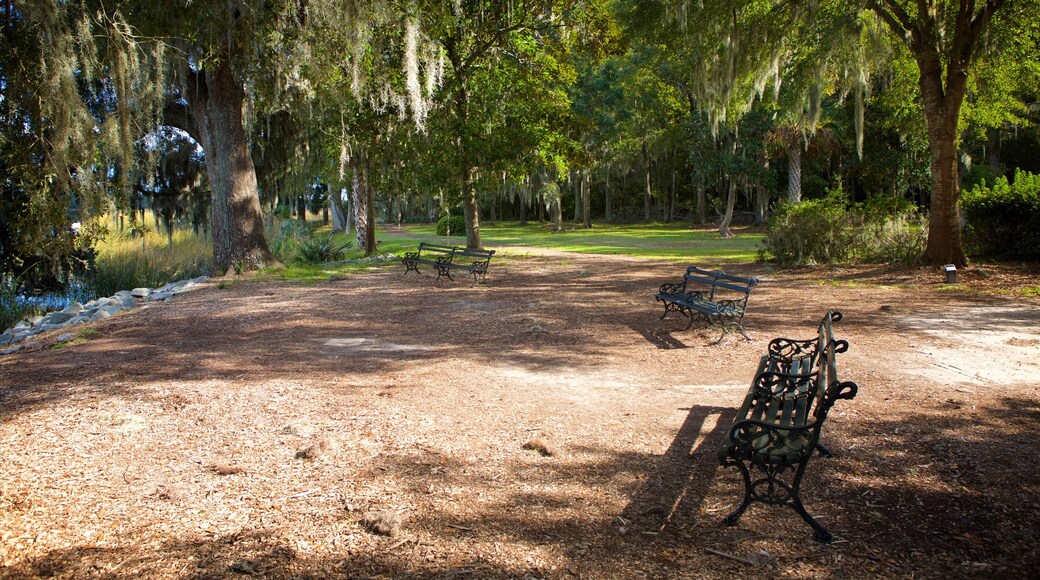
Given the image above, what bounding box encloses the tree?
[1,2,163,288]
[416,0,589,249]
[865,0,1030,265]
[668,0,1037,266]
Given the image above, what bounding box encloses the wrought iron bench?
[717,311,859,543]
[655,266,759,340]
[401,241,458,276]
[437,247,496,283]
[401,242,495,283]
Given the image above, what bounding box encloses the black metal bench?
[655,266,759,340]
[717,311,858,543]
[401,242,495,283]
[437,247,495,283]
[401,241,458,276]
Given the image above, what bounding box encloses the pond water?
[1,283,96,327]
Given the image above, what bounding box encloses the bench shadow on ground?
[630,323,690,349]
[617,404,736,531]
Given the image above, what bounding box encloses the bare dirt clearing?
[1,251,1038,578]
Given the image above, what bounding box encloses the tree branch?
[967,0,1007,48]
[867,0,913,46]
[459,19,532,74]
[161,100,201,143]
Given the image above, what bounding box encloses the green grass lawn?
[381,221,765,264]
[255,221,763,285]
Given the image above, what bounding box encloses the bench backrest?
[682,266,721,295]
[684,267,758,304]
[712,271,758,305]
[451,248,495,262]
[744,311,847,428]
[811,311,855,423]
[418,241,457,254]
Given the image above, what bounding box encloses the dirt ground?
[1,249,1038,579]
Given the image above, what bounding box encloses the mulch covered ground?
[1,250,1038,579]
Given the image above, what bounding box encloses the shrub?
[267,219,313,263]
[762,188,926,266]
[849,211,927,265]
[762,192,852,266]
[0,278,27,331]
[297,234,352,264]
[436,214,465,237]
[962,170,1040,260]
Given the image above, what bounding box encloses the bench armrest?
[659,282,686,295]
[767,337,818,361]
[725,418,818,463]
[751,370,817,399]
[823,380,858,404]
[715,298,745,314]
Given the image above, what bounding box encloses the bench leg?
[711,320,752,344]
[735,324,753,341]
[722,460,754,526]
[721,459,835,543]
[815,443,833,458]
[659,301,686,320]
[791,495,833,543]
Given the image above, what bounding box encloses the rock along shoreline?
[0,276,209,355]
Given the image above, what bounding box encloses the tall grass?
[92,217,212,297]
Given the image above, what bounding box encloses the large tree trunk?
[330,188,347,232]
[571,171,581,222]
[351,152,370,253]
[642,142,652,222]
[365,153,376,256]
[182,60,274,273]
[787,145,802,204]
[921,104,966,266]
[719,177,738,238]
[581,170,591,229]
[455,96,482,249]
[604,165,612,223]
[519,179,528,225]
[551,192,563,232]
[695,184,706,226]
[461,165,481,249]
[917,50,969,267]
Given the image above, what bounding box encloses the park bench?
[401,241,458,276]
[436,247,496,283]
[717,310,859,543]
[401,242,495,283]
[655,266,759,340]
